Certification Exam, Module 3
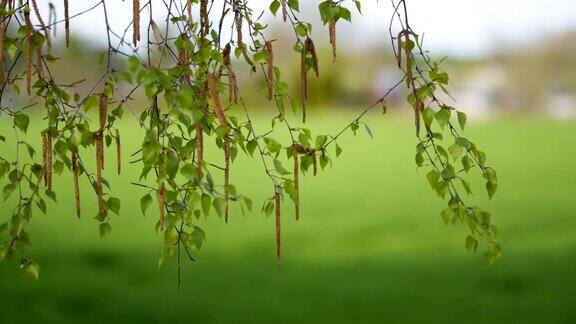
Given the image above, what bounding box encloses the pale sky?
[38,0,576,57]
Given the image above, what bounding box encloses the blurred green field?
[0,113,575,323]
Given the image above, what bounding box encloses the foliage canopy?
[0,0,500,281]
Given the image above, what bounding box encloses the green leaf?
[335,143,342,157]
[457,111,467,130]
[486,181,497,199]
[21,260,39,280]
[434,108,450,129]
[273,159,291,175]
[426,170,439,190]
[140,194,152,215]
[201,193,211,216]
[212,197,225,217]
[99,222,112,237]
[106,197,121,215]
[14,113,30,133]
[315,135,328,149]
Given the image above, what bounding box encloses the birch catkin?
[71,150,81,218]
[0,8,5,65]
[132,0,140,47]
[281,0,287,22]
[96,94,108,216]
[195,125,204,179]
[157,181,166,229]
[300,48,307,123]
[115,129,121,175]
[293,152,300,221]
[42,132,53,190]
[31,0,51,48]
[329,20,337,63]
[275,191,281,268]
[64,0,70,47]
[24,8,32,95]
[222,44,238,103]
[207,74,231,222]
[265,40,274,101]
[200,0,208,38]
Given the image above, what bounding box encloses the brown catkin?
[0,9,5,65]
[207,74,231,222]
[98,93,107,168]
[200,0,208,38]
[95,132,105,215]
[305,38,319,77]
[132,0,140,47]
[195,125,204,178]
[222,44,238,103]
[281,0,287,22]
[96,93,107,216]
[42,132,53,189]
[274,191,281,268]
[233,0,243,46]
[64,0,70,47]
[30,0,51,48]
[207,74,228,127]
[71,150,81,218]
[329,20,337,63]
[157,182,166,229]
[293,152,300,221]
[186,0,192,22]
[265,40,274,101]
[115,129,121,175]
[24,8,32,95]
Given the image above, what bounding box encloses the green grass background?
[0,114,575,323]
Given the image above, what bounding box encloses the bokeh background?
[1,1,576,323]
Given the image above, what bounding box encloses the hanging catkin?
[132,0,140,47]
[42,132,53,189]
[293,152,300,221]
[222,44,238,103]
[96,93,107,216]
[305,38,319,77]
[281,0,287,22]
[186,0,192,22]
[64,0,70,47]
[329,20,337,63]
[265,40,274,101]
[200,0,208,38]
[71,150,81,218]
[31,0,51,48]
[195,125,204,178]
[274,191,281,268]
[401,32,421,135]
[207,74,231,222]
[157,180,166,230]
[24,8,32,95]
[300,47,307,123]
[233,0,243,46]
[115,129,121,175]
[0,4,5,65]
